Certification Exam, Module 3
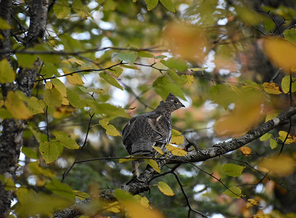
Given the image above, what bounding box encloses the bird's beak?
[181,103,185,108]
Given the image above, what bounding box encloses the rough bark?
[0,0,48,217]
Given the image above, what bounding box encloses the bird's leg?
[132,160,146,183]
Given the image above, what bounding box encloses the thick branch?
[54,106,296,218]
[124,106,296,194]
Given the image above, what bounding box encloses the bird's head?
[165,93,185,112]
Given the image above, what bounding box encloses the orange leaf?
[163,23,208,62]
[215,90,264,137]
[258,155,295,177]
[263,37,296,73]
[239,147,252,156]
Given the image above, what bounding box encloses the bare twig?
[61,112,95,182]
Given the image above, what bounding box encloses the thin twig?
[61,112,95,182]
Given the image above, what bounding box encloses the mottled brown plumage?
[122,93,185,177]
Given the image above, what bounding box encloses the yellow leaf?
[53,106,75,119]
[263,37,296,73]
[263,82,282,94]
[172,129,182,136]
[122,200,164,218]
[165,144,187,156]
[67,58,85,66]
[62,97,70,105]
[239,146,252,157]
[0,58,15,83]
[186,75,194,86]
[278,131,296,144]
[63,68,84,85]
[72,190,90,200]
[144,159,161,173]
[99,119,121,136]
[5,91,32,119]
[119,156,137,163]
[265,111,279,122]
[152,146,164,155]
[107,201,121,213]
[258,155,295,177]
[158,181,175,196]
[139,196,149,208]
[170,135,185,145]
[247,199,259,208]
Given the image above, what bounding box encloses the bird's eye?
[174,100,178,103]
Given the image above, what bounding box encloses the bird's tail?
[130,141,155,155]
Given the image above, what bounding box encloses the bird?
[122,93,185,179]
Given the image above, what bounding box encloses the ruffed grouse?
[122,93,185,178]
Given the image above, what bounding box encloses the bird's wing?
[122,113,171,155]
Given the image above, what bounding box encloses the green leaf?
[260,133,272,141]
[0,175,16,191]
[94,103,129,118]
[114,189,133,200]
[270,138,278,149]
[43,87,63,107]
[39,141,62,164]
[66,88,84,107]
[0,108,12,120]
[167,69,187,86]
[283,28,296,44]
[45,178,75,200]
[72,0,89,19]
[223,187,242,199]
[158,181,175,196]
[27,97,45,115]
[153,76,186,100]
[281,76,296,94]
[28,161,55,177]
[42,63,58,77]
[160,0,175,12]
[100,72,123,90]
[138,51,155,58]
[16,53,37,68]
[54,0,71,19]
[15,189,73,217]
[144,0,158,11]
[103,0,116,11]
[22,147,38,159]
[51,78,67,97]
[0,17,12,29]
[109,67,123,77]
[52,131,80,149]
[34,44,60,64]
[221,163,245,177]
[209,84,236,110]
[116,51,138,64]
[161,58,188,72]
[0,58,15,83]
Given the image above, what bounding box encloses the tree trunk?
[0,0,48,217]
